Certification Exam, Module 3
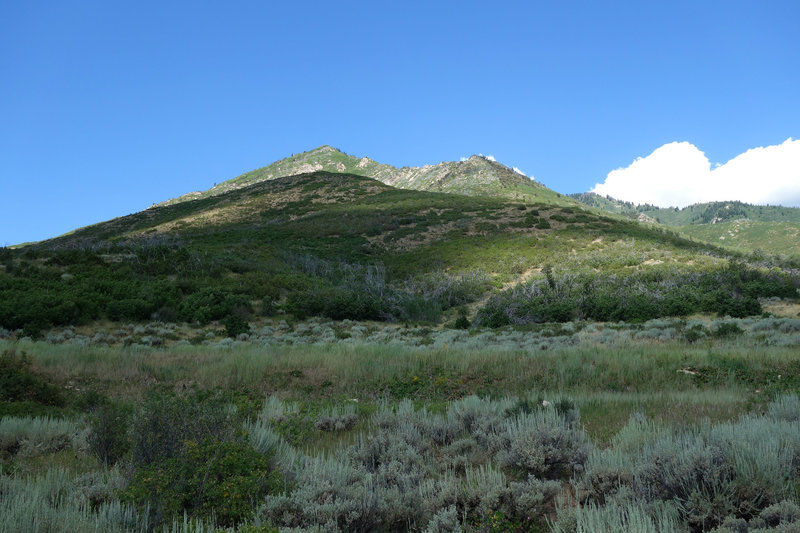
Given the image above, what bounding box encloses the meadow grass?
[6,337,793,442]
[2,333,799,531]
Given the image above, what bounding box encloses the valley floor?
[3,316,800,532]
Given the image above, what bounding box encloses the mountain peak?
[307,145,341,155]
[156,147,569,208]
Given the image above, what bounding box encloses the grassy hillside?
[1,171,796,339]
[678,219,800,255]
[160,145,574,207]
[44,171,711,276]
[572,193,800,255]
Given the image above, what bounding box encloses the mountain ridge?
[157,145,573,208]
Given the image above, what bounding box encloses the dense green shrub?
[0,349,64,407]
[130,391,236,467]
[476,266,795,326]
[105,298,152,321]
[286,285,383,321]
[398,295,443,323]
[714,321,744,338]
[88,402,132,465]
[455,308,470,330]
[178,288,252,324]
[224,315,251,338]
[122,438,282,527]
[121,390,286,527]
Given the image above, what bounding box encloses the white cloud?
[512,167,527,177]
[460,156,468,162]
[592,138,800,207]
[486,155,496,162]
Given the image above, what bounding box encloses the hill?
[159,145,573,207]
[572,193,800,256]
[2,169,796,338]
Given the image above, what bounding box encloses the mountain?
[3,148,797,338]
[159,145,573,207]
[44,171,631,273]
[572,193,800,256]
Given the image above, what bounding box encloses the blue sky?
[2,1,799,245]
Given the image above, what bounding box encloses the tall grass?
[552,502,681,533]
[0,467,145,533]
[0,416,82,456]
[12,338,796,396]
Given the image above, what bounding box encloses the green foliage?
[282,261,487,323]
[714,321,744,338]
[224,315,250,338]
[121,438,281,527]
[0,349,64,407]
[88,401,132,465]
[455,308,470,330]
[286,284,383,321]
[130,390,237,468]
[178,287,252,324]
[0,252,182,332]
[119,389,286,527]
[477,266,794,326]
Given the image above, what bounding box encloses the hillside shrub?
[178,288,251,324]
[476,266,794,326]
[224,315,251,338]
[455,309,470,330]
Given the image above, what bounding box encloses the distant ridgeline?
[571,193,800,256]
[570,194,800,225]
[0,148,798,337]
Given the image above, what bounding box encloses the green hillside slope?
[3,171,796,337]
[572,193,800,256]
[678,219,800,256]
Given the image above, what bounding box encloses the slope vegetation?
[573,193,800,256]
[2,171,795,337]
